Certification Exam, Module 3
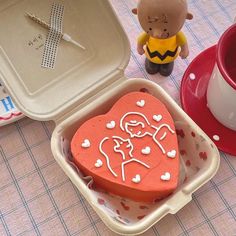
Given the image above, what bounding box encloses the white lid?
[0,0,130,121]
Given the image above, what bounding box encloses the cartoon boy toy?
[133,0,193,76]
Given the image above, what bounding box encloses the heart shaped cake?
[71,92,179,202]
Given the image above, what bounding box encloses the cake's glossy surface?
[71,92,179,202]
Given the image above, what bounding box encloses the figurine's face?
[137,0,189,39]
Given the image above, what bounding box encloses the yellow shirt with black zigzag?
[138,31,187,64]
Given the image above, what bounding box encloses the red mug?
[207,23,236,131]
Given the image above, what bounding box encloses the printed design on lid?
[41,3,64,69]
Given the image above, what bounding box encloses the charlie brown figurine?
[133,0,193,76]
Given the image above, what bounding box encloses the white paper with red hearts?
[61,121,213,224]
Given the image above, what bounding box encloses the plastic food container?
[0,0,220,235]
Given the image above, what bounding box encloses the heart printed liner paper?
[71,92,180,202]
[62,119,213,225]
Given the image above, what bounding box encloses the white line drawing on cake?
[120,112,175,154]
[98,111,175,182]
[99,135,150,182]
[99,137,118,177]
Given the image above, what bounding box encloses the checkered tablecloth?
[1,0,236,235]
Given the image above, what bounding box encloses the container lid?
[0,0,130,121]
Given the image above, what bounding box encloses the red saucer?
[180,45,236,156]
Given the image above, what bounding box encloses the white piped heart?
[95,159,103,168]
[153,115,162,122]
[167,150,176,158]
[106,121,116,129]
[81,139,90,148]
[132,174,141,183]
[141,146,151,155]
[136,100,145,107]
[161,172,171,181]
